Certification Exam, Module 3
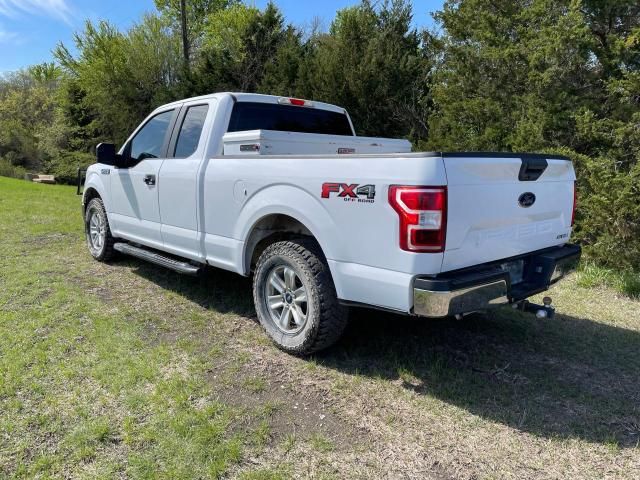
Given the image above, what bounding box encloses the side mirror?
[96,143,116,164]
[96,143,128,168]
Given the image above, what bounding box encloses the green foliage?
[427,0,594,151]
[299,0,431,141]
[428,0,640,269]
[0,68,60,170]
[155,0,232,56]
[27,62,63,84]
[577,263,640,299]
[191,3,295,94]
[0,158,26,179]
[54,14,182,146]
[569,147,640,270]
[45,151,94,184]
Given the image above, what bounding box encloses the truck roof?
[159,92,347,115]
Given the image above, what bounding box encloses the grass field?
[0,175,639,479]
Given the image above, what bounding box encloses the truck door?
[158,100,215,261]
[110,108,177,249]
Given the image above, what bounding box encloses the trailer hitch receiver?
[515,296,555,319]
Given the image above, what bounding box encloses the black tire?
[253,239,348,355]
[84,197,116,262]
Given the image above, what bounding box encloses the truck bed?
[210,150,575,274]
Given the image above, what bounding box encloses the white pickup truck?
[80,92,581,354]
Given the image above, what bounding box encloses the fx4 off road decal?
[321,183,376,203]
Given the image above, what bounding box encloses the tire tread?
[85,197,116,262]
[253,238,347,355]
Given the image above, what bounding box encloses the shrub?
[618,272,640,299]
[0,157,27,180]
[44,151,94,185]
[576,263,640,300]
[568,150,640,272]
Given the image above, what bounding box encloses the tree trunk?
[180,0,190,71]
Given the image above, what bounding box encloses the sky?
[0,0,444,73]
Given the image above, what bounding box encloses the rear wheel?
[85,197,116,262]
[253,239,348,355]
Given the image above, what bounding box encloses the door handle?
[518,157,548,181]
[143,174,156,186]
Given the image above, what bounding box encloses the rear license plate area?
[500,260,524,285]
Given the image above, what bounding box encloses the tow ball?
[514,296,555,319]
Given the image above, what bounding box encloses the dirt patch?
[208,351,359,449]
[22,232,73,246]
[85,285,114,303]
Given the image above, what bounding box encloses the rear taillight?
[571,181,577,226]
[388,186,447,253]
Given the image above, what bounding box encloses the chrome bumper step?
[414,280,508,317]
[412,244,581,318]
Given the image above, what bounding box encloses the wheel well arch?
[244,213,323,274]
[82,187,101,214]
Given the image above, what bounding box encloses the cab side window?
[130,109,174,162]
[174,104,209,158]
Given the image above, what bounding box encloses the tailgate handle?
[519,157,548,181]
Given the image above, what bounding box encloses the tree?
[298,0,431,141]
[54,14,182,145]
[155,0,232,62]
[27,63,62,86]
[427,0,640,268]
[192,2,297,94]
[427,0,594,151]
[0,69,60,169]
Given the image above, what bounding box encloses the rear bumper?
[413,244,581,318]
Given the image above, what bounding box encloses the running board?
[114,243,201,276]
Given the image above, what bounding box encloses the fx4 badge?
[321,183,376,203]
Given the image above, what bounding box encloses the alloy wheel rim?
[88,208,106,253]
[265,265,309,334]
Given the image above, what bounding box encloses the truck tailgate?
[442,154,575,272]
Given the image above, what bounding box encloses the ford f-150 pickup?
[80,92,581,354]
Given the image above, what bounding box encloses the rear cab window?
[227,101,354,136]
[174,104,209,158]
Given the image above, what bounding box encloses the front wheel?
[84,197,116,262]
[253,239,348,355]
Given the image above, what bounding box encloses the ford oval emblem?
[518,192,536,208]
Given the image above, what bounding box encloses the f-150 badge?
[321,183,376,203]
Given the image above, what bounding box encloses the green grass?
[0,177,267,478]
[244,376,268,393]
[1,175,639,479]
[576,263,640,299]
[308,434,334,453]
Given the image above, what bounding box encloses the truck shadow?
[125,260,255,317]
[320,307,640,448]
[124,260,639,448]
